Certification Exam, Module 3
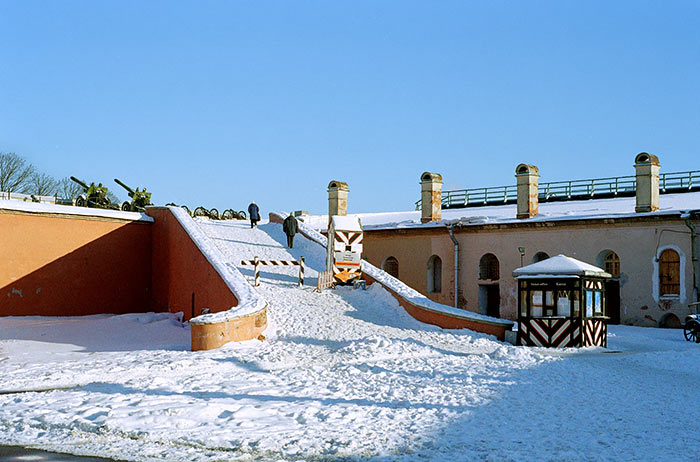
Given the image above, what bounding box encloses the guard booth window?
[556,290,570,316]
[585,290,604,316]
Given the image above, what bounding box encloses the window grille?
[479,253,500,280]
[604,252,620,277]
[382,257,399,279]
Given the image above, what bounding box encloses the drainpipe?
[682,210,700,303]
[447,223,461,308]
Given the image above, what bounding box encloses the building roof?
[304,191,700,231]
[512,255,611,279]
[331,215,362,232]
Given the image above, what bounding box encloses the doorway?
[605,280,620,324]
[478,284,500,318]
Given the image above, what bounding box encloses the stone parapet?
[190,306,267,351]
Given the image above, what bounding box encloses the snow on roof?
[0,199,154,222]
[513,254,611,279]
[302,191,700,231]
[331,215,362,232]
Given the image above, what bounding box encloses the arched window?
[604,251,621,277]
[382,257,399,278]
[427,255,442,293]
[479,253,499,280]
[533,252,550,263]
[659,249,680,296]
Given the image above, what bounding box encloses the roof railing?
[414,170,700,210]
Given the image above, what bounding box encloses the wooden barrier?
[241,256,305,287]
[316,270,335,292]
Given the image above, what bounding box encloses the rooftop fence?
[415,170,700,210]
[0,191,76,205]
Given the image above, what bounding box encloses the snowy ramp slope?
[195,218,503,348]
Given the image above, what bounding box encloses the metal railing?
[0,191,59,204]
[415,170,700,210]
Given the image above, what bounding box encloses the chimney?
[420,172,443,223]
[327,180,349,224]
[516,164,539,219]
[634,152,660,213]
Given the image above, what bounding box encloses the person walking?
[283,212,298,249]
[248,201,260,228]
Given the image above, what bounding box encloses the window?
[533,252,550,263]
[382,257,399,279]
[659,249,680,296]
[427,255,442,293]
[556,290,570,317]
[479,253,500,280]
[531,290,543,317]
[604,252,620,277]
[544,290,554,316]
[585,289,605,317]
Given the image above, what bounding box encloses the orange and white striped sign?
[327,217,363,285]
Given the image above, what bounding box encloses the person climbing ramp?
[248,201,260,228]
[283,212,298,248]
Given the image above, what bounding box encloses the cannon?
[684,302,700,343]
[222,209,247,220]
[70,176,116,209]
[194,206,221,220]
[114,178,152,212]
[165,203,192,216]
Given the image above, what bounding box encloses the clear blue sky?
[1,1,698,214]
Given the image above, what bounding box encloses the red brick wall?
[0,210,152,317]
[147,207,238,320]
[362,272,510,341]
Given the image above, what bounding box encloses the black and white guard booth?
[513,255,611,348]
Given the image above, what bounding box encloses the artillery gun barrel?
[70,176,89,190]
[114,178,135,197]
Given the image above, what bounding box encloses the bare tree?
[106,190,121,207]
[0,152,35,194]
[27,172,58,196]
[57,176,83,200]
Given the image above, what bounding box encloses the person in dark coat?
[248,201,260,228]
[283,212,298,248]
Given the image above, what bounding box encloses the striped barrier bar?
[241,256,305,287]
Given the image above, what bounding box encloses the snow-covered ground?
[1,219,699,461]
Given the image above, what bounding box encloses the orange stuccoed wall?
[1,207,239,324]
[146,207,238,321]
[0,210,152,316]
